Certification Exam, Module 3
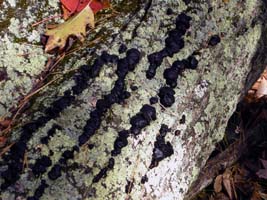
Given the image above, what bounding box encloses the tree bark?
[1,0,267,200]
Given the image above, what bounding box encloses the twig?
[0,142,15,157]
[32,14,63,27]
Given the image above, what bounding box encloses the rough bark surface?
[0,0,266,200]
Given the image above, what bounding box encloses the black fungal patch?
[166,8,174,15]
[27,179,48,200]
[141,175,148,184]
[146,12,191,79]
[118,44,127,54]
[150,124,174,169]
[92,167,108,183]
[186,55,198,69]
[111,130,129,156]
[182,0,191,5]
[208,35,221,46]
[125,179,134,194]
[31,156,52,176]
[130,104,156,135]
[48,164,62,180]
[180,115,186,124]
[158,87,175,107]
[163,60,185,88]
[130,85,138,91]
[149,97,158,104]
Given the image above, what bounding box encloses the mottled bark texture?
[0,0,267,200]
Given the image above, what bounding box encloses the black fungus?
[176,13,192,28]
[32,156,52,176]
[101,51,118,63]
[186,56,198,69]
[114,136,128,150]
[168,30,183,40]
[92,167,108,183]
[163,67,179,88]
[108,158,115,169]
[159,124,170,137]
[146,52,165,79]
[119,44,127,54]
[125,180,134,194]
[129,105,157,136]
[48,164,62,180]
[27,197,38,200]
[130,114,149,130]
[141,175,148,184]
[126,48,141,70]
[88,144,95,149]
[208,35,221,46]
[166,8,174,15]
[78,134,90,146]
[62,150,74,160]
[118,130,129,138]
[150,141,174,169]
[79,64,90,74]
[116,58,129,78]
[183,0,191,5]
[33,180,48,199]
[158,87,175,107]
[130,85,138,91]
[180,115,186,124]
[146,67,156,79]
[111,148,121,156]
[123,91,131,99]
[140,104,157,121]
[149,97,158,104]
[96,99,110,113]
[165,37,185,57]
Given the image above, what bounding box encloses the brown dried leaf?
[256,78,267,98]
[259,192,267,200]
[214,174,223,193]
[223,169,233,200]
[45,5,94,52]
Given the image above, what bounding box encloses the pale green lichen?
[0,35,47,116]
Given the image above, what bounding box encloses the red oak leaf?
[61,0,110,14]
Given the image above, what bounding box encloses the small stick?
[32,14,63,27]
[0,142,15,157]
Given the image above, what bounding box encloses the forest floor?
[193,70,267,200]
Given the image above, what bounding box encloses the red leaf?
[60,0,110,14]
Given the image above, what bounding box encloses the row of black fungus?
[163,55,198,88]
[146,13,192,79]
[31,48,142,194]
[0,51,119,190]
[90,11,193,185]
[71,10,222,188]
[92,104,157,183]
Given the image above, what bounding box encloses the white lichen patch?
[6,0,16,7]
[0,35,47,116]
